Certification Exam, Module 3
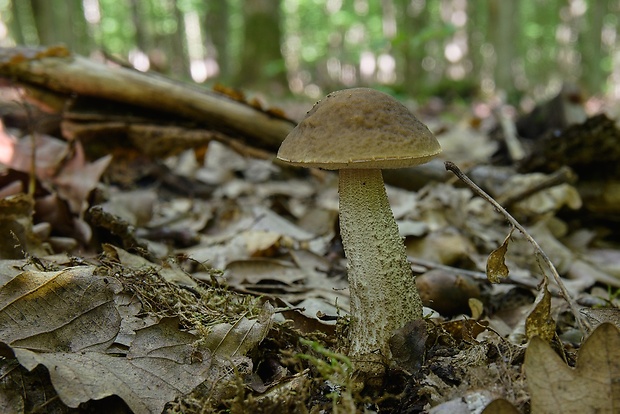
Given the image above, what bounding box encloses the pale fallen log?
[0,46,295,150]
[0,46,447,190]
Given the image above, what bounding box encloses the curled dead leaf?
[13,317,213,414]
[525,323,620,414]
[486,229,513,283]
[525,278,556,343]
[0,266,121,352]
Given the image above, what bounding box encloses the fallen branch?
[0,46,295,151]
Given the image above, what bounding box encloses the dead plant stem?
[444,161,590,336]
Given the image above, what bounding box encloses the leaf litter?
[0,52,620,412]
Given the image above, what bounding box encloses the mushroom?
[277,88,441,375]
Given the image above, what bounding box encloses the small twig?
[408,256,565,297]
[494,106,525,163]
[497,166,577,207]
[409,257,488,280]
[444,161,590,336]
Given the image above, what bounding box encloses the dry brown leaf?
[527,221,574,275]
[525,323,620,414]
[0,385,24,414]
[225,258,305,287]
[583,248,620,280]
[389,320,428,373]
[405,228,475,266]
[525,279,555,342]
[429,390,500,414]
[567,260,620,289]
[0,132,69,179]
[579,307,620,331]
[0,256,267,413]
[498,173,582,215]
[225,251,349,315]
[468,298,484,319]
[103,244,196,286]
[568,249,620,288]
[0,266,121,352]
[0,193,48,259]
[13,317,213,414]
[486,229,513,283]
[243,230,283,257]
[440,319,489,343]
[481,398,520,413]
[53,143,111,215]
[289,249,349,308]
[251,205,316,242]
[100,189,157,226]
[0,132,110,218]
[34,192,89,243]
[203,302,274,359]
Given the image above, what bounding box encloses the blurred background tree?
[1,0,617,104]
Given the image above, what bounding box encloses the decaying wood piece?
[576,180,620,216]
[489,84,588,166]
[0,46,295,151]
[62,120,274,160]
[494,106,525,163]
[515,83,587,140]
[518,114,620,178]
[0,45,446,190]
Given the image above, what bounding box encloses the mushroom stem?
[338,168,423,369]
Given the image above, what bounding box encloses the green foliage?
[1,0,616,98]
[393,23,457,51]
[97,0,133,53]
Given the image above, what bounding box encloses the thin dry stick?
[497,166,576,207]
[494,106,525,162]
[408,256,566,297]
[444,161,590,336]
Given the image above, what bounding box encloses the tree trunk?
[467,1,487,88]
[170,0,190,78]
[395,0,429,95]
[579,1,607,94]
[8,0,28,45]
[236,0,287,94]
[205,1,231,82]
[30,0,57,45]
[488,0,518,98]
[30,0,90,53]
[129,0,149,52]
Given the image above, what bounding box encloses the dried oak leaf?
[13,318,212,414]
[0,266,121,352]
[525,323,620,414]
[0,256,273,413]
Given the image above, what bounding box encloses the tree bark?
[30,0,90,54]
[236,0,287,94]
[489,0,518,97]
[0,46,295,150]
[205,1,231,82]
[9,0,27,45]
[579,1,607,94]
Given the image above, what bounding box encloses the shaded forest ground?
[0,46,619,414]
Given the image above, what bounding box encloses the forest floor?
[0,47,619,414]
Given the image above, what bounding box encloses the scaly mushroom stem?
[339,168,423,371]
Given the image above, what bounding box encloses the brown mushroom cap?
[277,88,441,170]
